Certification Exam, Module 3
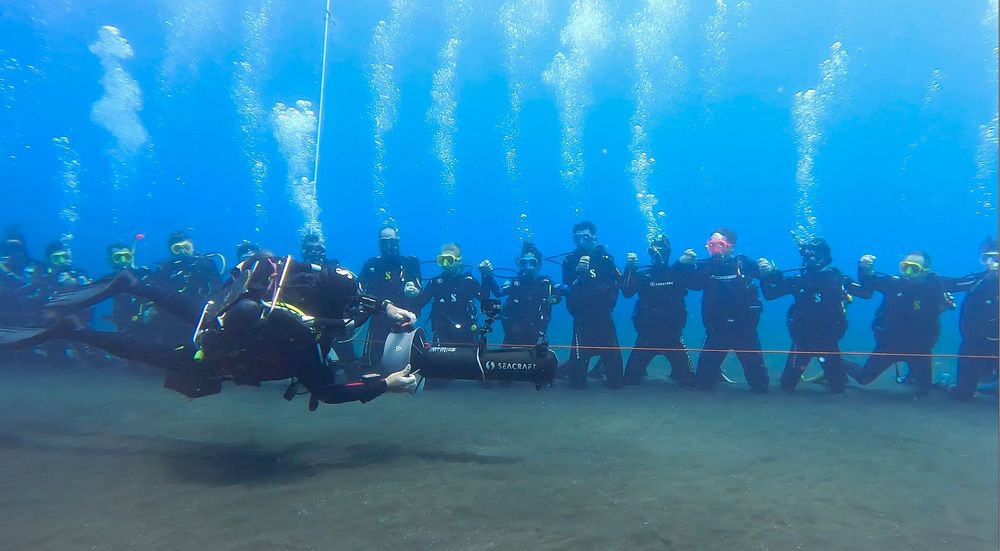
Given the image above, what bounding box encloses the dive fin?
[45,270,137,312]
[0,316,81,348]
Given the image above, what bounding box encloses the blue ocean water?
[0,0,997,354]
[1,4,1000,549]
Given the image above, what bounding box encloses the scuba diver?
[0,255,420,408]
[480,242,562,347]
[359,226,423,372]
[406,242,485,347]
[760,237,870,393]
[848,250,960,394]
[296,233,359,370]
[100,241,153,334]
[236,240,262,263]
[35,240,94,363]
[559,221,624,389]
[621,235,693,386]
[39,240,92,294]
[146,230,223,346]
[300,233,329,266]
[947,237,999,401]
[150,230,222,301]
[678,228,771,392]
[0,229,46,324]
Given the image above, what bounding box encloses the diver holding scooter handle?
[381,298,558,392]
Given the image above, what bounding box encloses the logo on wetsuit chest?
[437,292,459,303]
[385,271,392,280]
[485,360,535,371]
[913,300,921,311]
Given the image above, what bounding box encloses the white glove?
[403,281,420,297]
[478,259,493,276]
[385,365,418,393]
[625,252,639,270]
[859,254,876,273]
[679,249,697,265]
[757,258,775,275]
[385,303,417,327]
[576,255,591,276]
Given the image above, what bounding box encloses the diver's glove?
[757,258,776,276]
[624,252,639,271]
[385,365,418,393]
[385,302,417,328]
[576,255,591,276]
[403,281,420,298]
[478,260,493,276]
[679,249,698,265]
[858,254,876,275]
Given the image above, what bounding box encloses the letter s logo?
[450,293,457,302]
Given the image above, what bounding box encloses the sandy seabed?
[0,361,995,551]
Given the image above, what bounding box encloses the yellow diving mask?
[170,240,194,255]
[437,253,460,268]
[111,250,134,266]
[49,251,71,266]
[899,260,925,276]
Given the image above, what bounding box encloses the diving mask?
[706,238,732,256]
[49,251,71,266]
[111,250,134,266]
[899,260,926,276]
[170,240,195,256]
[437,253,460,268]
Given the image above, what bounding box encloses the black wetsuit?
[15,260,392,408]
[621,262,692,385]
[683,256,769,392]
[560,246,624,388]
[149,255,220,300]
[0,262,47,326]
[762,266,869,392]
[413,271,483,346]
[482,273,558,347]
[35,264,95,362]
[298,256,361,369]
[948,271,999,400]
[147,255,221,344]
[359,254,422,370]
[852,272,955,392]
[37,264,92,297]
[99,267,153,334]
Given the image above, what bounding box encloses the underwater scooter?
[381,298,557,391]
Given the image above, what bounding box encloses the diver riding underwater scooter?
[381,298,558,392]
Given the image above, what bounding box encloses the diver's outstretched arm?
[308,366,416,408]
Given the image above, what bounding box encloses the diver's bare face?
[573,231,595,253]
[518,254,540,278]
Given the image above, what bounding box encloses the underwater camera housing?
[381,328,557,390]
